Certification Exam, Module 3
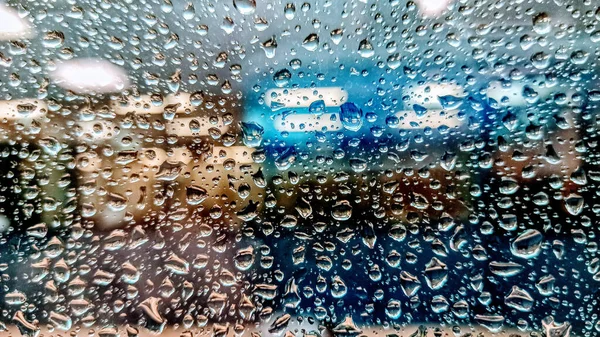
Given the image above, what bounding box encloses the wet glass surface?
[0,0,598,337]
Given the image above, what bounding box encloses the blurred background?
[0,0,598,336]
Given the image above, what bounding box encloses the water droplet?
[275,147,297,170]
[241,122,265,147]
[505,286,534,312]
[233,0,256,15]
[489,261,524,277]
[332,316,362,335]
[331,275,348,298]
[542,317,571,337]
[400,271,421,297]
[476,315,505,333]
[284,3,295,20]
[532,12,552,34]
[510,229,543,259]
[182,2,195,20]
[358,38,374,58]
[273,68,292,87]
[424,257,448,289]
[268,313,291,334]
[438,95,463,110]
[431,295,449,313]
[564,194,584,215]
[261,36,277,58]
[331,200,352,221]
[302,33,319,51]
[330,28,343,45]
[339,102,363,131]
[385,299,402,319]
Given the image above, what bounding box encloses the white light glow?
[264,87,347,109]
[0,5,33,40]
[406,83,464,109]
[51,59,130,93]
[273,112,343,132]
[415,0,454,17]
[0,99,46,120]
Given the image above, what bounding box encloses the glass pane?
[0,0,598,337]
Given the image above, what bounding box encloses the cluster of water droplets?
[0,0,599,337]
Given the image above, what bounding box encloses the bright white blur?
[415,0,454,17]
[51,59,130,93]
[0,5,33,40]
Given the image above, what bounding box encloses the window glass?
[0,1,598,337]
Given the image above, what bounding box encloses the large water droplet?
[510,229,543,259]
[339,102,363,131]
[505,286,534,312]
[273,69,292,87]
[424,257,448,289]
[532,12,552,34]
[302,33,319,51]
[233,0,256,15]
[358,39,374,58]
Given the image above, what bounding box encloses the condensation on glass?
[0,0,598,337]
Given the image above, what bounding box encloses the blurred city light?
[51,59,130,93]
[415,0,454,17]
[0,5,33,40]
